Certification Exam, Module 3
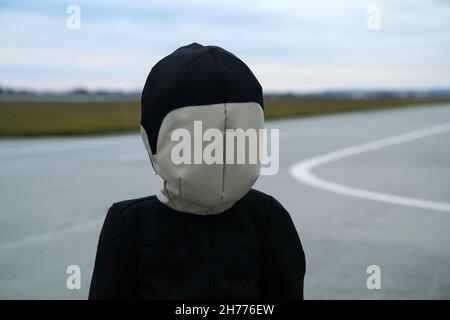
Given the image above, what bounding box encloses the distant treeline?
[0,87,139,98]
[1,86,450,100]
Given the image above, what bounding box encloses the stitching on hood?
[207,49,227,203]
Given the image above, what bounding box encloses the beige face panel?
[141,102,264,214]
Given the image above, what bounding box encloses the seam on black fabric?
[219,52,264,111]
[275,199,304,298]
[115,196,154,227]
[100,233,130,246]
[208,49,227,202]
[112,202,140,297]
[271,198,304,298]
[115,201,143,239]
[136,244,169,249]
[99,203,134,247]
[117,195,156,212]
[150,50,211,155]
[264,196,288,296]
[207,220,217,298]
[166,50,211,105]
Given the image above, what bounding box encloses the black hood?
[141,43,264,154]
[140,43,265,214]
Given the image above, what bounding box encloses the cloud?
[1,0,449,91]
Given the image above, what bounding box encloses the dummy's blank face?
[141,102,264,208]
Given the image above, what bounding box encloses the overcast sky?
[1,0,449,93]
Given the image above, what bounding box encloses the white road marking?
[290,123,450,212]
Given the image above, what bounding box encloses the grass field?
[1,97,450,136]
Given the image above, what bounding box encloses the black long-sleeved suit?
[89,189,305,299]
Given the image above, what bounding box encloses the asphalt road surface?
[1,103,450,299]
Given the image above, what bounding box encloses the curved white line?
[290,123,450,212]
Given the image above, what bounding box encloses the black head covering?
[141,43,264,154]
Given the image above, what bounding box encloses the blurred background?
[1,0,450,299]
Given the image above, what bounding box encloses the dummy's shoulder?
[111,195,158,212]
[243,189,292,219]
[98,196,158,243]
[244,188,276,206]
